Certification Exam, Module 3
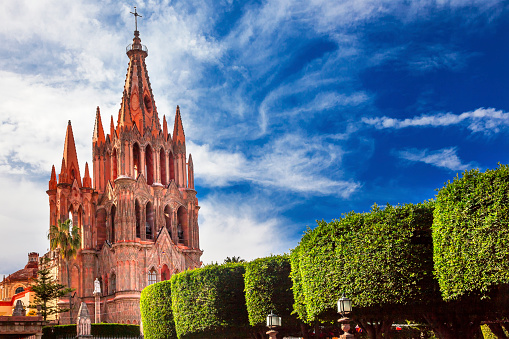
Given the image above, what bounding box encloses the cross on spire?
[130,7,142,31]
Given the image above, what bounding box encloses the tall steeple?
[63,121,82,187]
[117,27,161,136]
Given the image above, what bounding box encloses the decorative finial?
[130,7,142,32]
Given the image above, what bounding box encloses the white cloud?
[0,70,119,177]
[198,194,296,264]
[0,175,48,276]
[188,135,361,197]
[396,147,473,171]
[363,108,509,135]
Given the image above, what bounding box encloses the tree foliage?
[170,263,249,338]
[29,258,73,321]
[291,203,436,337]
[244,254,297,330]
[434,165,509,301]
[140,280,176,339]
[48,218,81,322]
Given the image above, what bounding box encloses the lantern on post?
[337,295,354,339]
[266,311,281,339]
[337,295,352,316]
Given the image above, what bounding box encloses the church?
[44,25,202,324]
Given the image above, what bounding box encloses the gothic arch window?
[135,200,141,238]
[110,205,116,243]
[96,209,107,248]
[164,205,172,237]
[177,206,188,245]
[145,144,154,185]
[133,143,141,179]
[169,152,175,182]
[161,264,170,281]
[110,273,116,294]
[145,202,154,240]
[144,95,152,114]
[103,276,108,296]
[112,148,118,181]
[160,148,167,185]
[148,267,157,285]
[15,287,24,294]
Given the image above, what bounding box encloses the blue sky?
[1,0,508,275]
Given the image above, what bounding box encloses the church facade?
[45,29,202,324]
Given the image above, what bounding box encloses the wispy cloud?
[396,147,473,171]
[188,134,361,197]
[363,108,509,135]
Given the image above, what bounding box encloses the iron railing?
[126,44,148,55]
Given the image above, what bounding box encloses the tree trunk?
[66,261,72,324]
[300,322,309,339]
[423,311,481,339]
[356,318,392,339]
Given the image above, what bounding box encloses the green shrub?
[244,254,298,330]
[140,280,176,338]
[43,324,75,338]
[292,202,436,324]
[171,263,249,338]
[434,165,509,300]
[43,323,139,338]
[91,323,140,336]
[289,242,308,323]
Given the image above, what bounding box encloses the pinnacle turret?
[173,106,186,145]
[93,107,106,145]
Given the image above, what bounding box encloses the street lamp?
[337,295,354,339]
[266,311,281,339]
[337,295,352,316]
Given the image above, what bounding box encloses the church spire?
[116,21,161,136]
[93,107,106,145]
[173,106,185,145]
[63,120,82,187]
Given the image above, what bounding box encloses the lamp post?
[266,311,281,339]
[337,295,354,339]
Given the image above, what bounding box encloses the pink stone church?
[44,27,202,324]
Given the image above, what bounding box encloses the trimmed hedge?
[171,263,249,338]
[289,241,308,323]
[140,280,176,338]
[244,254,297,329]
[292,202,436,322]
[43,323,139,338]
[434,165,509,300]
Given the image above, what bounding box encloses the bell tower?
[46,16,202,324]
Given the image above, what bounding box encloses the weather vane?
[130,7,142,31]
